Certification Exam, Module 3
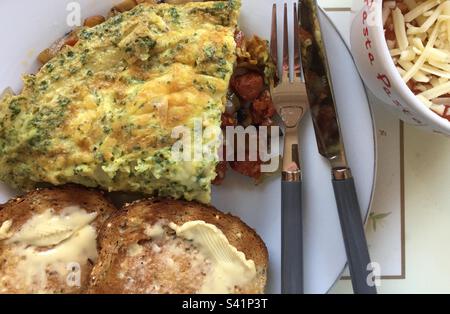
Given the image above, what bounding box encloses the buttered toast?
[88,199,268,294]
[0,186,116,293]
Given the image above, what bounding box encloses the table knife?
[298,0,377,294]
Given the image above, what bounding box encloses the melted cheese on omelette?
[0,0,240,203]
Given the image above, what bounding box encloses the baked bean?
[135,0,159,3]
[114,0,138,13]
[38,48,54,65]
[64,33,79,47]
[84,15,106,27]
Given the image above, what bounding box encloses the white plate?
[0,0,375,294]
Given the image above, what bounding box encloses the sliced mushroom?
[225,92,241,115]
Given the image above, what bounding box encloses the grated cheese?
[417,94,434,107]
[421,63,450,78]
[419,80,450,99]
[393,7,409,50]
[402,21,439,83]
[404,0,419,10]
[399,59,431,81]
[404,0,440,23]
[390,48,403,56]
[384,0,450,119]
[406,2,444,34]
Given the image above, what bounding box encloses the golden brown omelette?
[0,0,241,203]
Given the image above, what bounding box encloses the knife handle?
[281,180,303,294]
[332,177,377,294]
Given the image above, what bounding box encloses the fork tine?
[293,2,302,81]
[270,4,279,80]
[282,3,289,82]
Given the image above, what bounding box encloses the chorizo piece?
[251,90,276,124]
[231,72,264,102]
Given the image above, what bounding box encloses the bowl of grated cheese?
[351,0,450,136]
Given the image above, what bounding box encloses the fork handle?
[282,180,303,294]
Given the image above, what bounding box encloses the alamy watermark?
[66,2,82,27]
[366,262,382,288]
[171,119,281,173]
[66,262,82,288]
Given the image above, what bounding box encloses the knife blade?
[298,0,346,170]
[298,0,377,294]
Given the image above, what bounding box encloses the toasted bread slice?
[0,185,116,294]
[88,199,268,294]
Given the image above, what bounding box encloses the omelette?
[0,0,240,203]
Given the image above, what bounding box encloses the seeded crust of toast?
[0,185,117,294]
[88,198,269,294]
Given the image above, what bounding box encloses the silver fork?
[270,2,309,294]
